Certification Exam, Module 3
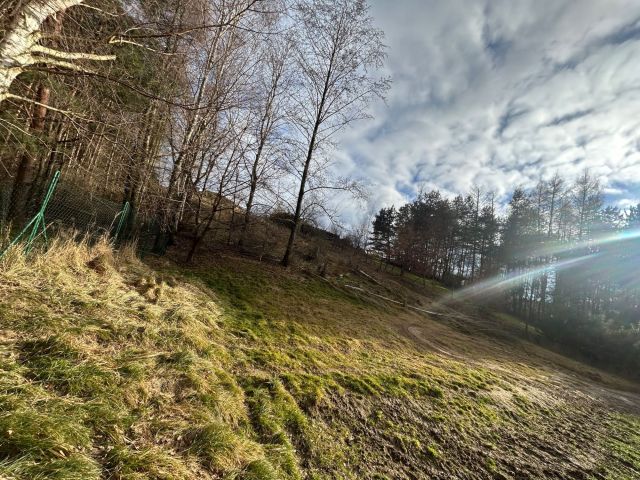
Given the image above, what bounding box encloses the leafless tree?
[238,30,292,247]
[546,171,563,238]
[280,0,389,266]
[159,0,270,235]
[573,169,603,240]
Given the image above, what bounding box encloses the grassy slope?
[0,241,638,479]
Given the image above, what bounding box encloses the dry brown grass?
[0,239,272,479]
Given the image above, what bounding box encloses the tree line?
[0,0,388,263]
[370,171,640,373]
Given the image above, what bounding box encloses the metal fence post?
[114,201,130,242]
[0,171,61,258]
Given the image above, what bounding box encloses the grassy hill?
[0,239,638,479]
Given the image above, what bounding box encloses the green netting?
[0,171,131,258]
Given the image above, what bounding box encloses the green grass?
[0,364,101,479]
[601,414,640,479]
[104,446,191,479]
[0,240,638,479]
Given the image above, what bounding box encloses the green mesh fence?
[0,171,131,257]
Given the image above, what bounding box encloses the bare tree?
[185,118,249,261]
[160,0,267,235]
[573,169,603,240]
[546,171,563,238]
[280,0,389,266]
[238,31,291,247]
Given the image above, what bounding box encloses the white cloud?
[617,198,640,210]
[333,0,640,225]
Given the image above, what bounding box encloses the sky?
[333,0,640,224]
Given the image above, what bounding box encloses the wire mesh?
[0,171,131,254]
[46,181,123,238]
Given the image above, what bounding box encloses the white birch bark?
[0,0,114,103]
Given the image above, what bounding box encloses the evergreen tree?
[370,206,397,265]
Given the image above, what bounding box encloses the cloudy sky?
[334,0,640,223]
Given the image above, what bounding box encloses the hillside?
[0,240,639,479]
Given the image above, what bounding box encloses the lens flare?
[446,228,640,302]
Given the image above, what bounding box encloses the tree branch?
[32,44,116,62]
[2,92,87,119]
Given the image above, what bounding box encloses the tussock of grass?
[104,445,190,480]
[0,367,101,479]
[19,336,120,398]
[238,459,279,480]
[186,421,264,473]
[0,454,101,480]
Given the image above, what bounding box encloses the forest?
[0,0,386,262]
[370,172,640,374]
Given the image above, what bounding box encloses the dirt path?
[350,267,640,412]
[400,314,640,415]
[328,267,640,477]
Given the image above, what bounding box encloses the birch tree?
[281,0,389,266]
[238,33,291,247]
[0,0,115,104]
[160,0,265,234]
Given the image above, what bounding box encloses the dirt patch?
[312,389,618,480]
[363,268,640,413]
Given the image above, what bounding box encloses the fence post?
[114,201,130,243]
[0,170,61,258]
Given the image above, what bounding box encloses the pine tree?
[370,206,397,266]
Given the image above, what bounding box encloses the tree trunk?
[281,176,305,266]
[238,142,263,248]
[281,34,338,267]
[281,110,321,266]
[8,83,50,221]
[0,1,115,104]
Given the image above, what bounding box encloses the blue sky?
[333,0,640,223]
